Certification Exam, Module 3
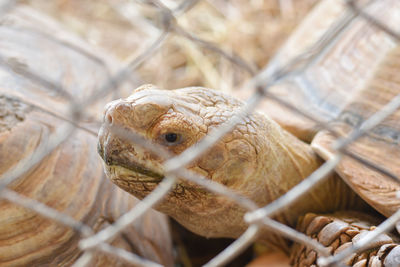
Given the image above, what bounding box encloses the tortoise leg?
[290,212,400,266]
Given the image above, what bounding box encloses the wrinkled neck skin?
[206,112,366,250]
[98,85,367,252]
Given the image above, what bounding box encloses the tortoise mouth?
[103,158,165,183]
[105,159,164,182]
[97,140,164,183]
[107,164,164,185]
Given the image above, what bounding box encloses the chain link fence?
[0,0,399,266]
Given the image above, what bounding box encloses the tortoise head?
[98,84,269,238]
[98,84,327,240]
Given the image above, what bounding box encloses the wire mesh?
[0,0,399,266]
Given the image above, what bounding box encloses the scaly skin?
[98,84,367,251]
[291,212,400,266]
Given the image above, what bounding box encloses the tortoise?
[0,6,173,266]
[97,0,400,266]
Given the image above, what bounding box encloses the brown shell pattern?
[247,0,400,217]
[249,0,400,142]
[312,45,400,218]
[0,6,173,267]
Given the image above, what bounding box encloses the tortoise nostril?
[106,113,113,124]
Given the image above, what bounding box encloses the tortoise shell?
[0,6,173,266]
[250,0,400,218]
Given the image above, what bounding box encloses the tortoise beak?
[98,125,164,182]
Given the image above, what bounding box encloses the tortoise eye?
[164,132,179,144]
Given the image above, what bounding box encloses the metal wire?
[1,0,400,266]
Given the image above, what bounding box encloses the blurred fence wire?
[0,0,400,266]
